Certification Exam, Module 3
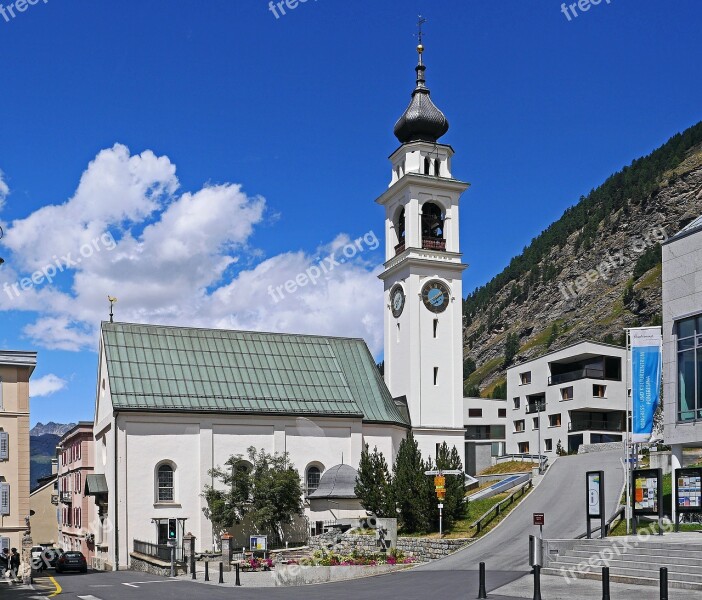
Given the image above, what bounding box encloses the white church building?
[88,40,470,570]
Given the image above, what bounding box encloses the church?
[87,39,470,570]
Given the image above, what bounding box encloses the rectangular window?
[544,439,553,452]
[433,319,438,338]
[518,442,530,454]
[514,420,525,433]
[513,397,521,410]
[520,372,532,385]
[593,384,607,398]
[498,408,507,418]
[0,432,8,461]
[0,482,10,516]
[549,413,562,427]
[677,315,702,422]
[468,408,483,418]
[533,417,540,430]
[434,367,439,386]
[561,387,574,401]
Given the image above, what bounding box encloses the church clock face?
[421,280,450,313]
[390,285,405,318]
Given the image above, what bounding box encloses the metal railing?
[525,403,546,415]
[60,491,72,504]
[548,367,605,386]
[470,480,533,535]
[568,420,623,433]
[422,237,446,251]
[133,539,184,563]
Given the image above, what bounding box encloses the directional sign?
[425,469,464,476]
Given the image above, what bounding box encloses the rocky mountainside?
[30,421,75,437]
[463,122,702,397]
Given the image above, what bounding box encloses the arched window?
[422,202,445,239]
[157,463,175,502]
[424,157,431,174]
[434,158,441,176]
[306,466,321,493]
[397,208,405,244]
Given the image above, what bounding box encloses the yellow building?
[30,470,59,547]
[0,350,37,551]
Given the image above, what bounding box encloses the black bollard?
[204,560,209,582]
[191,555,196,580]
[219,562,224,584]
[235,562,241,586]
[478,562,488,599]
[533,565,542,600]
[660,567,668,600]
[602,567,610,600]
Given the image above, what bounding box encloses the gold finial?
[108,296,117,323]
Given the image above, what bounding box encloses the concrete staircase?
[542,538,702,591]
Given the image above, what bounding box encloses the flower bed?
[293,548,415,567]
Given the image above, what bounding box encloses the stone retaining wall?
[129,552,188,577]
[309,532,472,562]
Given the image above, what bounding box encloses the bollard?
[533,565,542,600]
[235,562,241,586]
[660,567,668,600]
[602,566,610,600]
[191,555,196,580]
[477,561,488,599]
[219,562,224,584]
[204,560,209,582]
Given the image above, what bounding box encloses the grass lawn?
[479,461,535,475]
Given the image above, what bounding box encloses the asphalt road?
[418,450,626,572]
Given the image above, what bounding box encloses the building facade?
[662,215,702,466]
[506,341,627,456]
[463,397,507,476]
[0,350,37,552]
[29,469,59,548]
[378,41,468,462]
[90,322,409,570]
[57,422,96,561]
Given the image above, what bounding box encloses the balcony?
[394,241,405,255]
[422,237,446,251]
[60,491,73,504]
[525,403,546,415]
[549,367,605,386]
[568,418,624,433]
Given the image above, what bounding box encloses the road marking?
[121,580,185,588]
[78,596,103,600]
[49,576,62,597]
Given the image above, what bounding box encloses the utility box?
[529,534,543,567]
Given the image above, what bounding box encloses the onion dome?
[393,44,449,144]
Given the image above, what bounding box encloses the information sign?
[632,468,662,516]
[250,535,268,551]
[533,513,545,526]
[588,472,602,518]
[675,468,702,512]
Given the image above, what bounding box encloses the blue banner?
[631,328,662,443]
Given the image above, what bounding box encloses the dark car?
[55,551,88,574]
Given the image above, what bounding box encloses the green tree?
[546,323,560,349]
[503,333,520,366]
[490,381,507,399]
[392,433,433,533]
[463,357,476,380]
[355,444,394,517]
[622,278,635,305]
[203,447,303,545]
[435,443,466,528]
[465,383,481,397]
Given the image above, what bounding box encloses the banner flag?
[630,327,663,443]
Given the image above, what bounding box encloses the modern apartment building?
[662,215,702,466]
[0,350,37,552]
[506,341,627,456]
[463,397,507,475]
[57,422,96,561]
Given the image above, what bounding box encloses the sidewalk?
[178,561,277,588]
[492,573,702,599]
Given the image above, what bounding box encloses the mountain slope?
[463,121,702,396]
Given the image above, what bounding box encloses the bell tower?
[376,37,469,462]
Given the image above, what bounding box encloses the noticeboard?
[587,471,603,518]
[675,468,702,512]
[533,513,545,526]
[632,468,662,516]
[250,535,268,551]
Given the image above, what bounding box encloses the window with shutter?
[0,537,10,552]
[0,482,10,516]
[0,432,8,461]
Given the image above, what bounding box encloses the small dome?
[394,57,449,144]
[307,464,358,499]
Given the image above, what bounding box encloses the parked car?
[30,546,45,570]
[42,547,63,568]
[55,551,88,574]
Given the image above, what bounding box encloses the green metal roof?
[102,322,409,427]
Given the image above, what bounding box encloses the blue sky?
[0,0,700,426]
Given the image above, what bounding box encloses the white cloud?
[0,170,8,211]
[30,373,68,398]
[2,145,384,357]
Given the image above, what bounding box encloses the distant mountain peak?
[30,422,76,437]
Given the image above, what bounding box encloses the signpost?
[425,469,464,538]
[586,471,606,539]
[674,467,702,532]
[632,468,663,535]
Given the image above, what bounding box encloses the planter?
[273,563,411,586]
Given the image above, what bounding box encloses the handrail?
[574,505,626,539]
[470,480,534,535]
